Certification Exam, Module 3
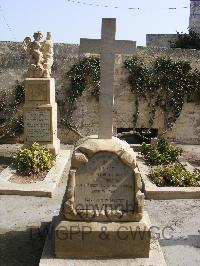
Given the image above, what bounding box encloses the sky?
[0,0,190,46]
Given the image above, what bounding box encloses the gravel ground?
[0,195,199,266]
[0,144,199,266]
[0,164,68,266]
[145,200,200,266]
[175,144,200,167]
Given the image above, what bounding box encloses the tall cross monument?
[80,18,136,139]
[55,20,151,261]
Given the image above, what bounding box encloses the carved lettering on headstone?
[74,152,134,212]
[27,84,48,101]
[25,109,51,141]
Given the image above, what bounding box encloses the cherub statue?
[42,32,54,78]
[23,31,54,78]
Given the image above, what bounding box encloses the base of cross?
[39,212,166,265]
[54,135,150,258]
[39,136,166,265]
[55,212,150,259]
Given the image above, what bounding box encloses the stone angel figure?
[42,32,54,78]
[23,31,54,78]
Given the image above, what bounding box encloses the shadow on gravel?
[0,222,50,266]
[159,234,200,248]
[0,156,12,172]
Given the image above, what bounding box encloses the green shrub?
[67,57,100,102]
[170,29,200,50]
[141,139,183,165]
[124,56,200,129]
[12,143,54,176]
[148,163,200,187]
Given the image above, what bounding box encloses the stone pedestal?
[23,78,60,155]
[55,213,151,259]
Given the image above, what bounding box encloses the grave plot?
[0,31,72,197]
[40,18,166,266]
[136,139,200,199]
[0,144,71,197]
[0,146,71,197]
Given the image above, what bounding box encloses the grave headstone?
[23,32,60,155]
[55,18,151,259]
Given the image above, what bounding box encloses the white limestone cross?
[80,18,136,139]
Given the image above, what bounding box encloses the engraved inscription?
[27,84,47,101]
[25,109,51,141]
[74,152,134,211]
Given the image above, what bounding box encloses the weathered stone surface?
[78,137,130,158]
[55,214,151,259]
[41,213,166,265]
[24,109,51,142]
[71,152,88,169]
[23,31,54,78]
[134,167,143,191]
[25,78,55,104]
[120,148,137,170]
[74,152,134,211]
[136,191,144,213]
[23,78,60,155]
[146,34,178,48]
[63,137,143,222]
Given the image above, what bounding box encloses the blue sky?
[0,0,190,46]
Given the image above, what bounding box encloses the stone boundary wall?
[146,34,178,48]
[0,42,200,144]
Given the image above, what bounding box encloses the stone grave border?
[137,155,200,200]
[0,149,72,197]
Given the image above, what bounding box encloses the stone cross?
[80,18,136,139]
